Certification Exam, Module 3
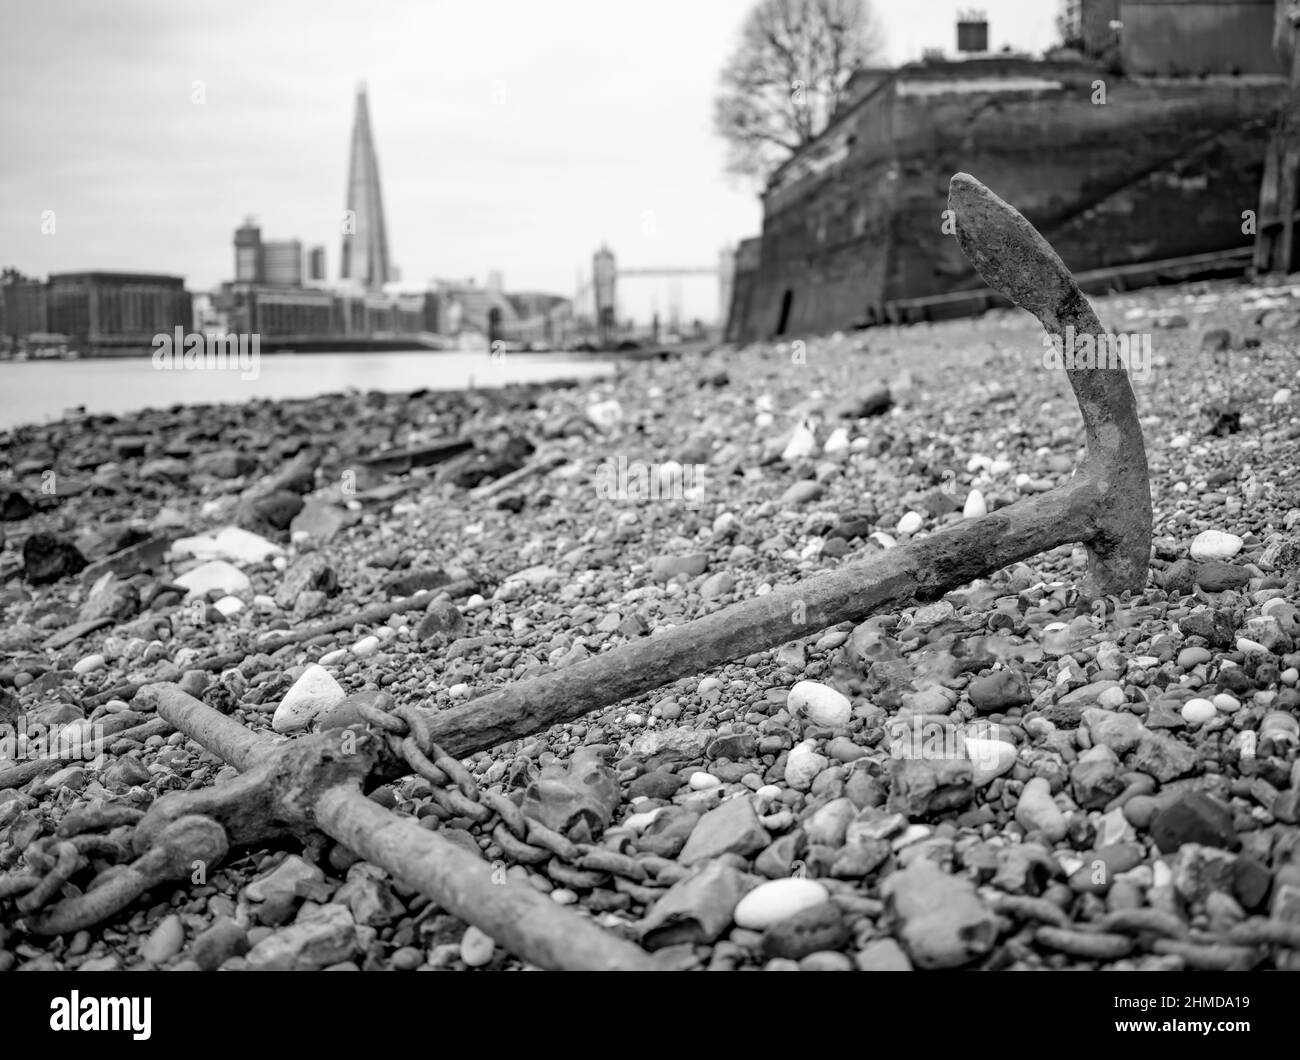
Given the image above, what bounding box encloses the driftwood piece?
[359,438,474,475]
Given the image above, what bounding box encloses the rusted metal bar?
[385,175,1153,764]
[314,787,657,971]
[419,476,1103,760]
[103,684,657,970]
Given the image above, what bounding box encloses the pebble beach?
[3,275,1300,972]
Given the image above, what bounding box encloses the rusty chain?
[354,698,659,901]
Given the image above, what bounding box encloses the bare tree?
[714,0,885,183]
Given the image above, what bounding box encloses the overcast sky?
[0,0,1057,322]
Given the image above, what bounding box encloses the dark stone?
[636,807,701,858]
[1274,788,1300,825]
[276,554,338,610]
[1070,757,1125,810]
[79,575,140,623]
[1232,854,1272,912]
[754,833,805,879]
[836,387,892,420]
[1039,702,1083,728]
[1216,667,1256,696]
[1,489,34,521]
[193,451,257,479]
[1149,791,1240,854]
[1194,560,1250,592]
[189,917,249,970]
[416,601,465,642]
[761,901,851,960]
[1162,558,1197,596]
[237,489,304,533]
[383,568,450,597]
[627,769,684,801]
[967,669,1031,713]
[22,533,87,584]
[887,757,973,817]
[706,732,757,760]
[0,687,19,727]
[1178,610,1236,649]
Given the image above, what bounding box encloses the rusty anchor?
[4,174,1153,970]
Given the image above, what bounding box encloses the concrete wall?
[734,61,1283,343]
[1120,0,1284,76]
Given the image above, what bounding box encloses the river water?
[0,351,616,430]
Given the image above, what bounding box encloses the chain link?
[365,701,651,889]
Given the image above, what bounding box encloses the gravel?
[2,276,1300,971]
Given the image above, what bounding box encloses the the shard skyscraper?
[340,83,392,290]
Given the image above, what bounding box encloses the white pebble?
[73,654,106,676]
[755,784,783,805]
[963,489,987,518]
[1282,668,1299,686]
[174,559,251,602]
[624,712,644,726]
[1015,777,1067,841]
[459,926,495,967]
[253,594,277,612]
[1212,693,1241,714]
[787,680,852,727]
[784,740,828,791]
[1273,387,1293,405]
[781,421,818,462]
[1098,686,1127,709]
[550,888,578,905]
[1189,529,1243,561]
[213,595,244,617]
[734,878,830,930]
[1181,698,1217,725]
[272,665,347,733]
[351,635,381,657]
[1237,637,1268,654]
[688,772,721,791]
[625,808,667,833]
[964,737,1017,786]
[822,427,850,454]
[464,594,486,610]
[447,683,472,701]
[318,649,347,666]
[896,511,923,536]
[697,677,722,697]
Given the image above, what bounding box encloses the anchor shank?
[313,786,658,970]
[414,476,1100,763]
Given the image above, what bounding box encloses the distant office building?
[1,279,50,343]
[221,283,335,339]
[46,272,192,352]
[234,219,262,283]
[957,10,989,53]
[262,239,303,286]
[340,83,393,290]
[307,245,327,282]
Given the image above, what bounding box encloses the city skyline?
[0,0,1058,322]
